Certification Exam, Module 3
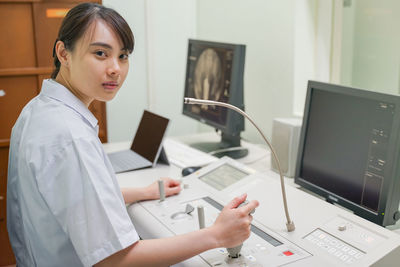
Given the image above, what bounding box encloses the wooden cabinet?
[0,146,13,266]
[0,76,40,139]
[0,0,104,265]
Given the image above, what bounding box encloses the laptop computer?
[107,110,169,173]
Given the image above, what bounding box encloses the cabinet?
[0,0,104,265]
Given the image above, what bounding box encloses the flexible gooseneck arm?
[184,97,295,232]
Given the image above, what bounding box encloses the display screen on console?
[198,164,248,191]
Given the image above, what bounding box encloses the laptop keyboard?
[108,150,152,173]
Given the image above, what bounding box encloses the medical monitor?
[295,81,400,226]
[182,39,247,159]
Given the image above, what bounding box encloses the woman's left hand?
[146,177,181,200]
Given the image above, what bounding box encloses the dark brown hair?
[51,3,134,79]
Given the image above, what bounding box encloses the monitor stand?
[190,132,248,159]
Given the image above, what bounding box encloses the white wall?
[293,0,318,115]
[144,0,198,137]
[195,0,294,143]
[196,0,321,141]
[103,0,198,142]
[340,0,400,94]
[104,0,321,144]
[103,0,149,142]
[340,0,356,86]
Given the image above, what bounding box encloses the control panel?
[128,157,400,266]
[140,195,310,266]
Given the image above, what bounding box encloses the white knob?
[158,179,165,202]
[338,224,347,231]
[197,205,205,229]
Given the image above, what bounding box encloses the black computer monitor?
[295,81,400,226]
[182,39,247,159]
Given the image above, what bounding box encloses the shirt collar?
[40,79,98,128]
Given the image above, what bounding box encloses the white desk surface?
[103,132,294,188]
[103,132,400,234]
[171,132,272,172]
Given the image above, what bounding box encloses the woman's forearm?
[121,187,151,204]
[95,227,219,267]
[121,178,181,204]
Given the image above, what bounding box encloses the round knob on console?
[338,224,347,231]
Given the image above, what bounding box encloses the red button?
[283,250,294,256]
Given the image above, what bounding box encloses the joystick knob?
[227,244,243,258]
[226,200,255,258]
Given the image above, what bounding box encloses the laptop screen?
[130,110,169,163]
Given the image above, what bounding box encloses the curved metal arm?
[184,97,295,232]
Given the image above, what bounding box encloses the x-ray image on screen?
[186,44,233,126]
[194,48,224,105]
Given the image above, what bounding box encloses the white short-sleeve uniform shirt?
[7,79,139,267]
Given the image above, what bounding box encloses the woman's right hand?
[209,194,259,248]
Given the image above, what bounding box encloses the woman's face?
[62,19,130,106]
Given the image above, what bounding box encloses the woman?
[7,3,258,267]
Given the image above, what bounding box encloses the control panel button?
[283,250,294,256]
[304,229,365,263]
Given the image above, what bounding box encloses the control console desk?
[114,152,400,267]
